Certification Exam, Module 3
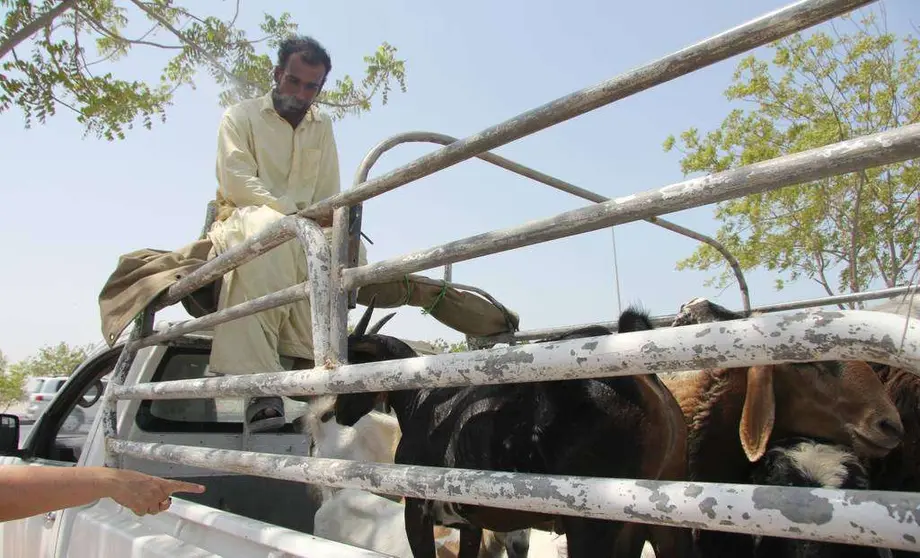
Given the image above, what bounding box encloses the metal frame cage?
[101,0,920,552]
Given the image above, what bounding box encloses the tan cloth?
[97,238,216,346]
[356,279,519,338]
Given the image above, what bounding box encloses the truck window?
[135,347,308,434]
[23,351,120,464]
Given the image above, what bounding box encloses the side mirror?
[0,414,20,453]
[77,380,104,409]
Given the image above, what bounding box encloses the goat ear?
[739,365,775,462]
[352,295,378,337]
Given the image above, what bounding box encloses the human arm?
[0,466,205,522]
[216,110,298,215]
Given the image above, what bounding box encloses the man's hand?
[104,468,206,516]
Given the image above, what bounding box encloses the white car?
[23,377,69,421]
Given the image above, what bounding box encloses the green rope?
[402,275,414,306]
[422,280,449,316]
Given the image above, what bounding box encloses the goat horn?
[353,294,378,337]
[368,312,397,335]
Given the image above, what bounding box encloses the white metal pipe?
[107,439,920,552]
[482,284,920,344]
[330,207,352,364]
[110,309,920,401]
[293,218,334,365]
[132,283,309,350]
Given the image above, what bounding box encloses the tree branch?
[0,0,78,60]
[76,8,183,50]
[127,0,258,89]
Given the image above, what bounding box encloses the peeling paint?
[752,486,833,525]
[699,497,718,519]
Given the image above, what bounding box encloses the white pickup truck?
[0,323,436,558]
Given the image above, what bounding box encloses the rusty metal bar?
[330,207,351,364]
[755,284,920,313]
[292,218,334,364]
[299,0,876,221]
[102,308,153,468]
[481,284,920,344]
[107,439,920,552]
[109,310,920,401]
[352,130,751,311]
[342,123,920,291]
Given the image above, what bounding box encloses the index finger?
[163,479,206,495]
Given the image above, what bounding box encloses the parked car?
[23,377,69,421]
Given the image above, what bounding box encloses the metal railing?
[100,0,920,552]
[350,131,752,312]
[474,284,920,345]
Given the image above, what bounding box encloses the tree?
[10,342,93,378]
[430,338,469,353]
[1,1,408,140]
[0,350,24,411]
[663,12,919,307]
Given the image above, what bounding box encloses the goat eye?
[320,410,334,423]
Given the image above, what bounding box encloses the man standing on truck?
[206,35,364,433]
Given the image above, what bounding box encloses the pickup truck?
[0,321,437,558]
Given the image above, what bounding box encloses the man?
[206,35,366,433]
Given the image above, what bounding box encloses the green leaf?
[0,1,409,139]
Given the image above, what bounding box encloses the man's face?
[273,54,327,115]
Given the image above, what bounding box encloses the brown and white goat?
[333,301,692,558]
[660,297,904,557]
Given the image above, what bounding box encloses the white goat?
[301,395,563,558]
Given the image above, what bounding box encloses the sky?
[0,0,917,362]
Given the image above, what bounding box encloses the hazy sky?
[1,0,916,362]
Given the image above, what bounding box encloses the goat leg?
[405,498,437,558]
[560,517,622,558]
[457,526,483,558]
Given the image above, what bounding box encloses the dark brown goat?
[659,298,904,557]
[335,300,692,558]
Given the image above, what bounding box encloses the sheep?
[333,300,693,558]
[302,392,547,558]
[658,297,905,557]
[749,437,879,558]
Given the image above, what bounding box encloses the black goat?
[750,437,879,558]
[336,300,691,558]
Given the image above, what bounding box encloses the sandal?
[245,396,286,433]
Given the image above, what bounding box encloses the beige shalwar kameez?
[207,92,366,378]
